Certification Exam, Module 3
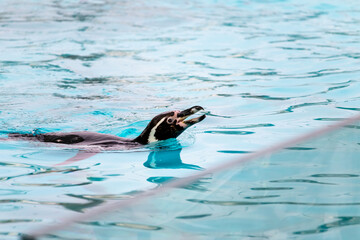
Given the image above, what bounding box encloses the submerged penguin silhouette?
[8,106,206,165]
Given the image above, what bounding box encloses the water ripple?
[277,100,332,114]
[1,0,360,238]
[176,214,212,219]
[0,161,88,182]
[0,219,41,224]
[294,216,360,235]
[0,194,104,213]
[310,173,359,178]
[59,53,105,61]
[204,130,255,135]
[270,179,334,185]
[187,199,360,207]
[217,150,253,154]
[217,123,275,130]
[84,221,162,231]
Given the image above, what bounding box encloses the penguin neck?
[133,123,153,145]
[133,116,168,145]
[133,134,148,145]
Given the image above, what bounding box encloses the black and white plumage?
[8,106,206,149]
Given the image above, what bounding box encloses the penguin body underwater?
[7,106,206,151]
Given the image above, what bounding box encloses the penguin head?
[134,106,206,144]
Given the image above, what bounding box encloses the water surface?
[0,0,360,239]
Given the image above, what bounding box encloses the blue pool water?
[0,0,360,239]
[46,121,360,240]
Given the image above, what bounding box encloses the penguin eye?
[166,117,175,124]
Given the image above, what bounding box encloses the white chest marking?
[148,117,166,143]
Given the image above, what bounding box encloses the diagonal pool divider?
[21,113,360,240]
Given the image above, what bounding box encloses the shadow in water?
[143,147,202,170]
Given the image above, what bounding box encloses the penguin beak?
[177,106,206,128]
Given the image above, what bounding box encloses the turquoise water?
[0,0,360,239]
[44,121,360,240]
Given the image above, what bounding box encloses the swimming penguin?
[8,106,206,150]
